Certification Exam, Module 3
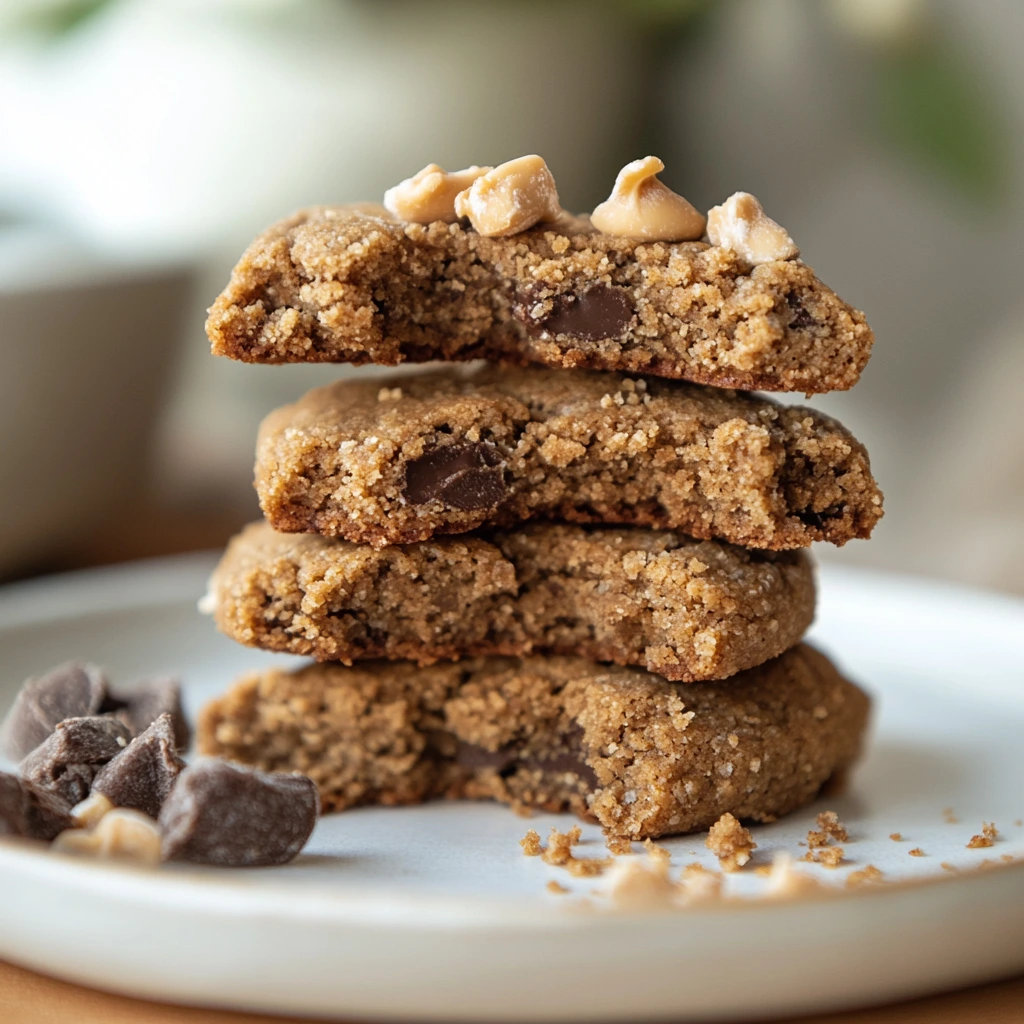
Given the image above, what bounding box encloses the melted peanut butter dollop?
[706,192,800,265]
[590,156,705,242]
[384,163,490,224]
[454,155,562,237]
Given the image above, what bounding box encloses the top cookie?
[207,205,872,393]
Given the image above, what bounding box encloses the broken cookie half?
[198,645,870,841]
[207,202,872,393]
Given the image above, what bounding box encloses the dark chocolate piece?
[538,284,635,342]
[103,676,191,751]
[0,662,107,761]
[19,716,132,807]
[453,730,598,789]
[453,740,517,773]
[92,713,186,819]
[525,751,599,789]
[787,292,816,331]
[403,442,506,510]
[0,771,73,840]
[794,505,844,530]
[159,760,318,867]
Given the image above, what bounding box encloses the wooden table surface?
[1,960,1022,1024]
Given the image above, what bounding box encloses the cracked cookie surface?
[255,365,883,549]
[207,521,815,682]
[207,205,873,393]
[198,645,870,839]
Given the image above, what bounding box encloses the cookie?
[255,366,882,549]
[198,645,870,840]
[207,206,872,394]
[206,521,815,682]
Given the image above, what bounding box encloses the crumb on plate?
[845,864,883,888]
[706,812,756,871]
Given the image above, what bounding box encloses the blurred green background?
[0,0,1020,591]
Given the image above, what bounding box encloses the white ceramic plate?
[0,556,1021,1022]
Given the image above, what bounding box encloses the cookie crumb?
[966,823,997,849]
[376,386,403,402]
[565,856,612,878]
[604,856,678,911]
[1015,820,1022,828]
[677,862,724,904]
[846,864,883,888]
[908,848,926,857]
[816,810,849,842]
[889,832,903,841]
[1002,854,1015,863]
[546,880,569,895]
[801,846,845,868]
[764,854,828,898]
[643,838,671,864]
[816,846,845,868]
[705,812,756,872]
[540,826,582,866]
[520,829,542,857]
[941,862,958,872]
[539,826,610,877]
[943,808,958,824]
[604,831,633,856]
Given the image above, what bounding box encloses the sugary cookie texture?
[207,204,872,393]
[198,645,870,840]
[206,521,815,682]
[255,366,883,549]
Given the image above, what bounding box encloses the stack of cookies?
[198,155,882,840]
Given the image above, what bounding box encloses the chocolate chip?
[525,750,599,790]
[403,442,507,511]
[536,285,635,342]
[453,727,598,790]
[159,760,319,867]
[19,716,132,807]
[0,771,73,840]
[92,713,186,819]
[786,293,816,331]
[103,676,191,751]
[0,662,107,761]
[454,740,517,773]
[525,726,599,789]
[795,505,844,530]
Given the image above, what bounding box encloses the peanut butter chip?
[590,156,705,242]
[706,192,799,265]
[53,808,163,866]
[70,791,114,829]
[454,155,562,237]
[383,163,490,224]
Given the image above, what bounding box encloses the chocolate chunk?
[786,293,816,331]
[794,505,844,530]
[536,285,635,342]
[0,771,73,840]
[103,676,191,751]
[454,740,517,773]
[403,442,506,511]
[526,750,599,790]
[454,728,598,790]
[19,716,132,807]
[159,760,319,867]
[92,713,186,819]
[524,726,598,789]
[0,662,107,761]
